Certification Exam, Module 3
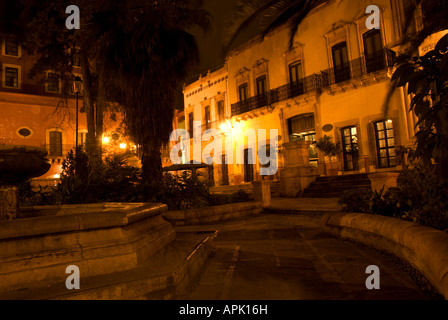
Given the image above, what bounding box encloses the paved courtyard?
[177,213,430,300]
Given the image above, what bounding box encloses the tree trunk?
[141,143,163,183]
[96,78,105,156]
[80,51,97,158]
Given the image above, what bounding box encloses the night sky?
[177,0,260,108]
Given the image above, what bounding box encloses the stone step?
[304,184,371,192]
[316,174,370,182]
[0,232,215,300]
[211,182,281,195]
[301,173,372,198]
[299,192,343,198]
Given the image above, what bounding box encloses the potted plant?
[316,135,340,176]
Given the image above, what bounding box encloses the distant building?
[0,37,123,185]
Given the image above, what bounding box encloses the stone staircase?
[300,173,372,198]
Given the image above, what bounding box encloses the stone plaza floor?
[176,211,431,300]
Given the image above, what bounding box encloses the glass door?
[341,126,359,171]
[375,120,396,168]
[332,42,351,83]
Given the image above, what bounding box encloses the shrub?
[52,150,140,204]
[395,166,448,232]
[19,180,57,207]
[338,188,373,213]
[153,171,211,210]
[371,186,409,218]
[339,165,448,232]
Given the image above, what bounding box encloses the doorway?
[341,126,359,171]
[244,148,254,182]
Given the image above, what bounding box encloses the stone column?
[0,185,19,220]
[251,180,271,208]
[280,140,318,197]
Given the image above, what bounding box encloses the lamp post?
[73,76,83,155]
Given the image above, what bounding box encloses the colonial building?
[0,37,124,184]
[182,67,231,186]
[181,0,430,195]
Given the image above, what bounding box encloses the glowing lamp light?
[220,120,232,132]
[119,143,127,149]
[53,174,60,179]
[220,123,227,131]
[102,136,110,144]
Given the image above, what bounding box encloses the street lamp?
[73,76,83,155]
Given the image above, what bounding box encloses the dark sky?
[191,0,261,76]
[194,0,237,75]
[176,0,261,108]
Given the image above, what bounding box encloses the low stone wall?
[321,212,448,299]
[0,203,175,293]
[163,201,263,225]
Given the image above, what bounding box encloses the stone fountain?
[0,144,176,295]
[0,145,51,220]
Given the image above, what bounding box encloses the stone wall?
[163,201,263,225]
[0,203,175,293]
[322,212,448,299]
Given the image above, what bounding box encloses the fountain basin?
[0,145,51,220]
[0,202,175,293]
[0,145,51,184]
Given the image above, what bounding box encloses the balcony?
[231,74,322,117]
[321,49,396,88]
[270,74,322,104]
[231,49,396,117]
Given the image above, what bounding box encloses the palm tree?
[90,0,210,182]
[225,0,448,52]
[382,0,448,177]
[224,0,327,51]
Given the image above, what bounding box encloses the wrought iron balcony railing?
[321,49,396,87]
[230,49,396,117]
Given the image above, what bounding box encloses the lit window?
[375,120,396,168]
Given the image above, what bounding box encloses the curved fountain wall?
[0,203,175,293]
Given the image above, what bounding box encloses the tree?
[316,135,340,176]
[91,0,210,182]
[0,0,210,183]
[383,0,448,177]
[389,34,448,177]
[224,0,327,51]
